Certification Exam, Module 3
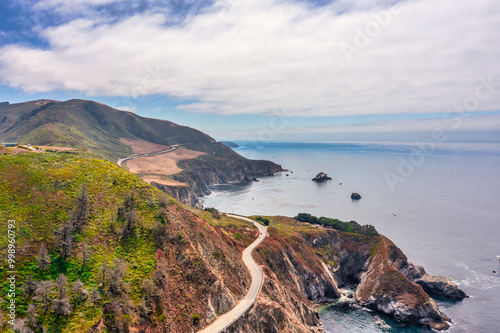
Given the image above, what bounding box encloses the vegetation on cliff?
[294,213,378,236]
[0,99,283,196]
[0,152,256,332]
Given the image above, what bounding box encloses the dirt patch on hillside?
[142,176,189,187]
[126,147,205,176]
[119,137,170,154]
[38,146,77,152]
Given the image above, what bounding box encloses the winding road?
[198,214,268,333]
[116,145,178,166]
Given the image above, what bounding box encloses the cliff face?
[173,143,284,196]
[0,153,465,333]
[0,153,260,333]
[150,181,202,209]
[232,216,466,332]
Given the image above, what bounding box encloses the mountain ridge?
[0,99,283,204]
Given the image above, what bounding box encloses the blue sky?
[0,0,499,142]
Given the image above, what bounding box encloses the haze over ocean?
[202,141,500,332]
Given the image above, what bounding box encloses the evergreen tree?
[36,245,51,271]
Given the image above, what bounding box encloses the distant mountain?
[0,99,283,195]
[0,99,215,160]
[221,141,239,148]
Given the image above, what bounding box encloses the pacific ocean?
[202,141,500,333]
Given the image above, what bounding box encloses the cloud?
[115,105,136,112]
[0,0,499,117]
[34,0,119,11]
[282,114,500,134]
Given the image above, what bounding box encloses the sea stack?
[351,192,362,200]
[312,172,332,182]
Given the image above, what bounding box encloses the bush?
[255,216,270,226]
[192,313,200,325]
[204,207,221,219]
[294,213,378,236]
[204,207,218,213]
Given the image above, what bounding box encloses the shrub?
[177,232,184,243]
[255,216,270,226]
[204,207,218,213]
[294,213,378,236]
[192,313,200,325]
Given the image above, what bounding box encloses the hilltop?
[0,99,283,203]
[1,99,218,160]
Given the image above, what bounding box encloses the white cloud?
[33,0,120,13]
[1,0,499,117]
[283,114,500,134]
[115,105,136,112]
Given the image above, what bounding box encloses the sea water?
[201,141,500,333]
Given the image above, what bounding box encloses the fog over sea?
[201,141,500,333]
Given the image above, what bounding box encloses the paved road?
[116,145,178,166]
[198,214,267,333]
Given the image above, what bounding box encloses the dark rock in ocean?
[351,192,362,200]
[415,274,469,300]
[220,141,239,148]
[312,172,332,182]
[242,176,259,183]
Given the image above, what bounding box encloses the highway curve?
[198,214,268,333]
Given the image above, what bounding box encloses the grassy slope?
[1,100,282,180]
[1,100,215,161]
[0,153,255,332]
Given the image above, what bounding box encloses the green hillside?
[0,99,215,161]
[0,152,255,332]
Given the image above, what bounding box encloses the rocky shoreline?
[232,217,467,332]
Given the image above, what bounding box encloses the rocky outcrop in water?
[312,172,332,182]
[355,237,450,330]
[248,217,467,331]
[351,192,362,200]
[415,274,468,300]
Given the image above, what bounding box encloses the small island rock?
[351,192,362,200]
[312,172,332,182]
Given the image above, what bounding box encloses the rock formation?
[351,192,362,200]
[150,181,202,208]
[312,172,332,182]
[239,216,467,332]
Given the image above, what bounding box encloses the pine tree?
[72,184,92,230]
[36,245,51,271]
[53,274,72,316]
[72,278,86,303]
[35,280,54,311]
[23,275,37,299]
[56,223,74,259]
[108,258,127,297]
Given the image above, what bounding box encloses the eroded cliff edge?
[172,142,284,197]
[227,216,466,332]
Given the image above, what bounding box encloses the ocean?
[201,141,500,333]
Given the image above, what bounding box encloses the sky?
[0,0,499,142]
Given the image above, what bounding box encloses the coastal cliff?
[149,181,203,209]
[173,142,283,197]
[225,216,466,332]
[0,152,465,333]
